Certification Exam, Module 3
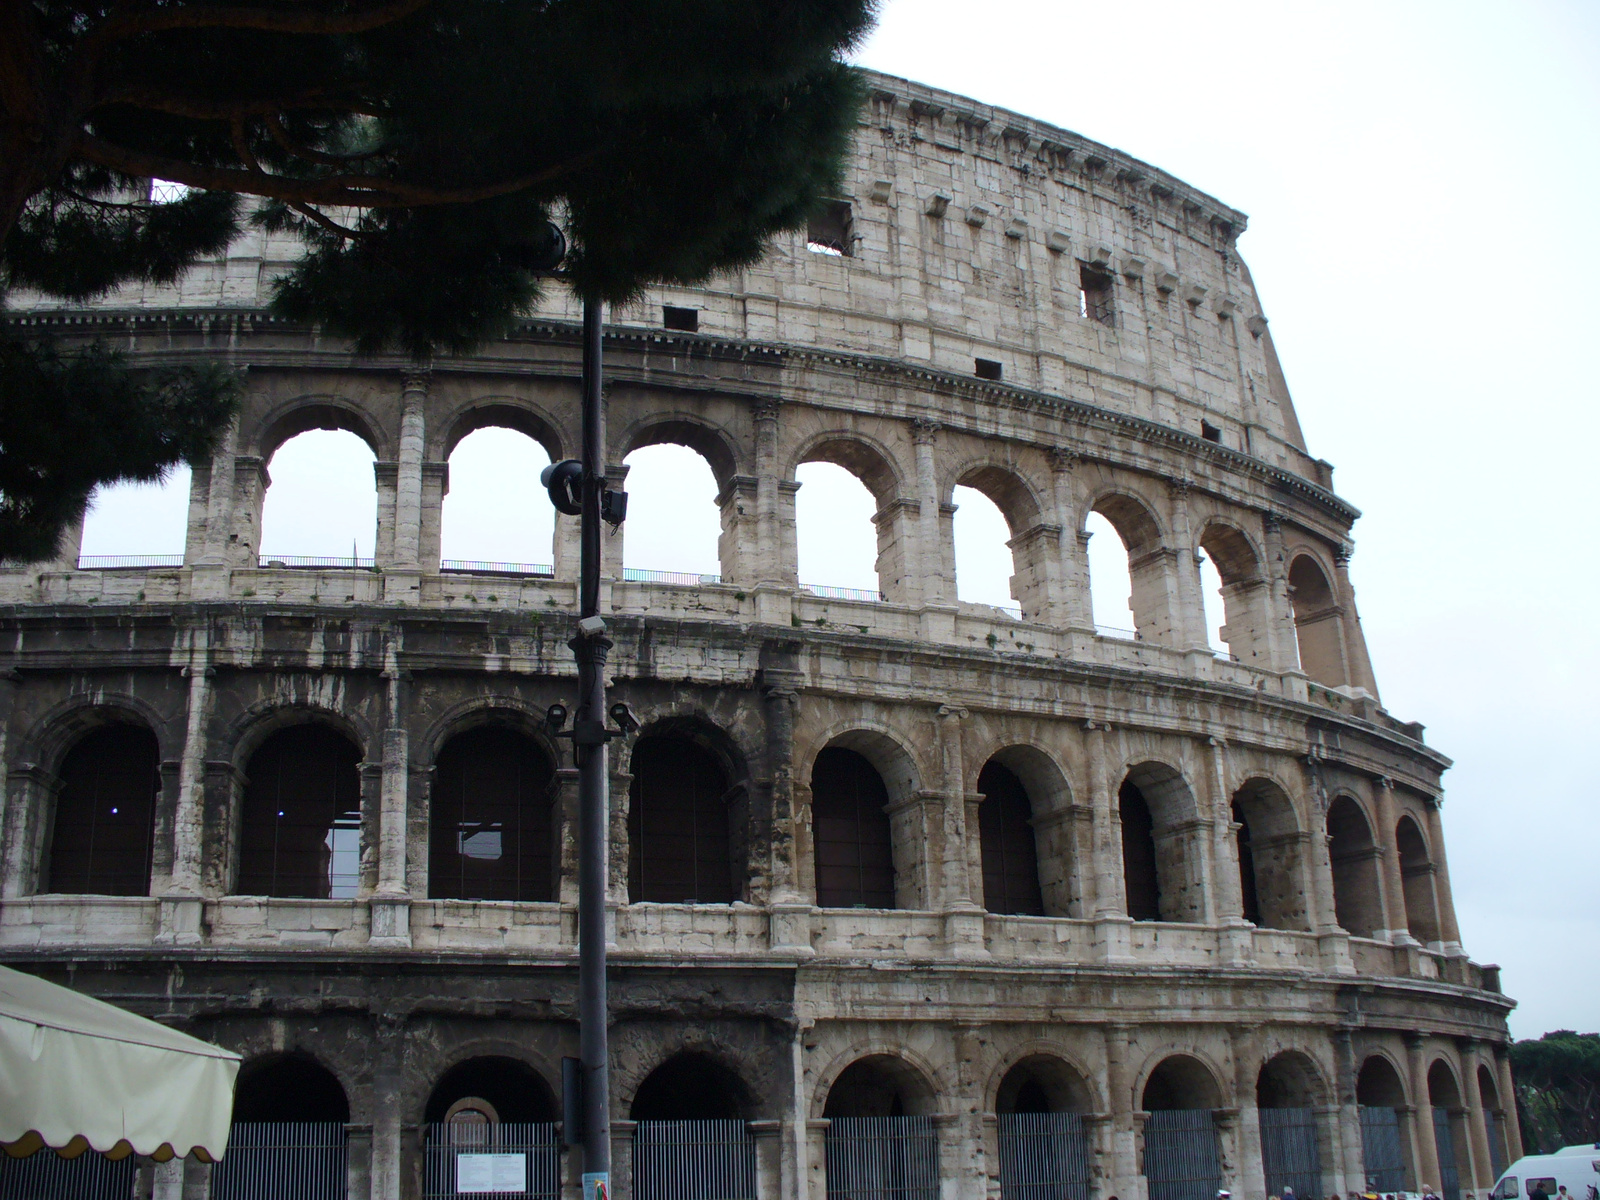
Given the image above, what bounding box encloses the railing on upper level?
[258,554,377,569]
[441,559,554,577]
[77,554,185,569]
[622,567,722,586]
[802,583,883,602]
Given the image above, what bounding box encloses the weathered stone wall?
[0,71,1507,1200]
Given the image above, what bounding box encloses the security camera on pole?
[540,300,636,1200]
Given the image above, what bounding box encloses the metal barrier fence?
[633,1120,756,1200]
[421,1123,559,1200]
[77,554,185,569]
[1360,1106,1408,1192]
[211,1123,348,1200]
[824,1116,939,1200]
[622,567,724,586]
[0,1148,137,1200]
[440,559,555,577]
[1142,1110,1222,1200]
[802,584,883,602]
[1432,1108,1461,1200]
[1259,1107,1323,1200]
[257,555,376,570]
[997,1112,1092,1200]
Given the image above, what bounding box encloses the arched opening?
[631,1053,755,1200]
[1197,547,1229,656]
[810,746,896,910]
[952,484,1019,613]
[260,429,377,562]
[44,723,160,896]
[1085,511,1136,637]
[1257,1052,1327,1200]
[1087,494,1167,643]
[1141,1056,1224,1200]
[213,1052,350,1199]
[629,734,736,904]
[978,759,1044,916]
[441,427,554,571]
[1356,1056,1411,1193]
[823,1056,941,1200]
[236,724,363,899]
[1476,1065,1507,1177]
[1428,1061,1468,1200]
[794,461,880,596]
[985,746,1078,917]
[1198,524,1271,665]
[1230,779,1309,932]
[1288,555,1347,687]
[423,1057,559,1196]
[622,442,723,581]
[429,724,556,903]
[1327,796,1384,938]
[1119,764,1203,923]
[995,1057,1093,1200]
[79,468,191,564]
[1396,815,1441,944]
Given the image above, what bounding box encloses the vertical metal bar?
[574,296,612,1195]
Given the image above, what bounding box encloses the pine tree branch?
[263,113,386,167]
[91,0,435,43]
[74,132,581,208]
[287,201,368,240]
[99,85,375,123]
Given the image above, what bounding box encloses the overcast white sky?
[82,1,1597,1039]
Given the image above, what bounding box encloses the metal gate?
[212,1123,348,1200]
[1142,1110,1222,1200]
[1485,1113,1506,1178]
[422,1123,559,1200]
[824,1116,940,1200]
[1432,1109,1460,1200]
[634,1120,756,1200]
[998,1112,1091,1200]
[1360,1106,1407,1192]
[0,1148,136,1200]
[1259,1108,1323,1200]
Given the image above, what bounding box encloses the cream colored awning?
[0,963,239,1162]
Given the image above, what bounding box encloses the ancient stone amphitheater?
[0,72,1514,1200]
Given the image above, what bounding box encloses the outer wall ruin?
[0,71,1512,1200]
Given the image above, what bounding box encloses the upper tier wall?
[8,71,1323,484]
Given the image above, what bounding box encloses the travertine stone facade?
[0,72,1510,1200]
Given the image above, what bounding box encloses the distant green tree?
[1,0,875,561]
[1511,1031,1600,1153]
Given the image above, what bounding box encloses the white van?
[1490,1144,1600,1200]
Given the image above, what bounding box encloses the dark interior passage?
[811,747,896,909]
[430,725,555,902]
[237,724,362,899]
[629,735,735,904]
[1119,780,1160,921]
[46,724,160,896]
[978,760,1045,916]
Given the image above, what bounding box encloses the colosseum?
[0,71,1514,1200]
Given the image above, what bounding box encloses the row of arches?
[80,392,1369,691]
[35,710,1445,945]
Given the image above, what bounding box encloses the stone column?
[952,1024,989,1200]
[750,400,785,582]
[371,641,412,947]
[937,706,984,957]
[1332,545,1382,699]
[1406,1034,1442,1194]
[1371,778,1414,944]
[1103,1025,1140,1200]
[370,1016,406,1200]
[555,766,581,907]
[418,461,448,572]
[764,652,813,955]
[158,623,212,945]
[1087,721,1131,961]
[1259,514,1303,678]
[382,370,427,603]
[1049,449,1095,636]
[1333,1030,1368,1194]
[1206,737,1252,965]
[1460,1042,1493,1191]
[1421,797,1463,954]
[717,475,760,588]
[0,671,21,901]
[751,1120,785,1200]
[1494,1047,1522,1163]
[1167,480,1209,655]
[912,420,948,609]
[1230,1026,1266,1200]
[226,455,270,568]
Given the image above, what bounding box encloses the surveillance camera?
[540,459,584,516]
[577,615,606,637]
[545,702,569,731]
[608,703,640,734]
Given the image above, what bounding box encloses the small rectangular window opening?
[975,358,1003,381]
[1201,420,1223,444]
[662,305,699,332]
[1079,263,1115,326]
[807,200,854,257]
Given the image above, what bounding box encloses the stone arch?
[1357,1053,1414,1192]
[418,699,561,773]
[438,398,564,463]
[39,718,163,897]
[628,1049,755,1122]
[225,700,373,773]
[18,693,179,774]
[975,753,1045,917]
[1257,1050,1332,1199]
[1084,488,1174,644]
[620,412,742,492]
[791,432,906,505]
[628,715,747,905]
[990,1050,1097,1115]
[1396,813,1442,944]
[1428,1057,1472,1200]
[793,433,914,603]
[253,395,388,462]
[1327,793,1384,938]
[979,744,1077,917]
[1139,1052,1227,1111]
[1230,777,1311,931]
[1426,1057,1462,1109]
[1357,1054,1410,1108]
[1119,760,1205,923]
[1257,1049,1331,1108]
[234,1050,352,1123]
[1288,551,1348,687]
[1197,519,1272,665]
[816,1049,941,1119]
[953,460,1051,619]
[806,725,924,910]
[423,1054,559,1125]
